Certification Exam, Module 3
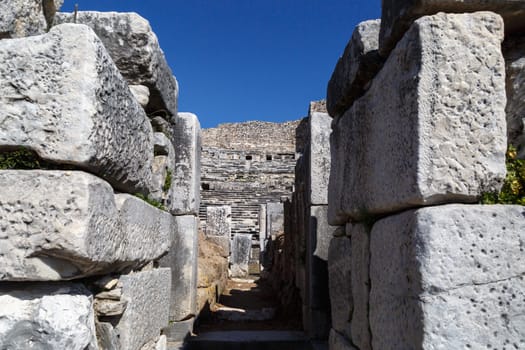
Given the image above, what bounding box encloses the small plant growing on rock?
[0,148,42,169]
[133,193,167,211]
[163,169,172,192]
[481,145,525,205]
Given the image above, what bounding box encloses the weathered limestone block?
[259,204,268,252]
[504,35,525,158]
[327,20,383,118]
[0,171,168,281]
[115,194,171,263]
[308,112,332,206]
[151,132,176,202]
[328,12,506,224]
[0,24,154,194]
[379,0,525,56]
[206,236,230,258]
[327,236,352,340]
[329,329,358,350]
[310,206,335,261]
[0,283,97,350]
[116,269,171,350]
[55,11,179,118]
[0,0,63,38]
[96,322,119,350]
[206,206,231,237]
[267,202,284,237]
[349,224,371,350]
[370,204,525,349]
[230,234,252,277]
[168,112,202,215]
[159,216,198,322]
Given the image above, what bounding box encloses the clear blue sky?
[61,1,381,128]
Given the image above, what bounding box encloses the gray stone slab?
[258,204,268,252]
[0,23,155,195]
[0,170,169,281]
[96,322,120,350]
[117,268,171,350]
[0,282,97,350]
[168,112,202,215]
[130,84,150,108]
[206,235,230,258]
[151,132,176,202]
[327,19,383,118]
[230,234,252,278]
[504,35,525,158]
[159,216,198,322]
[310,206,335,262]
[327,236,352,340]
[370,204,525,349]
[115,194,172,264]
[379,0,525,57]
[0,0,63,38]
[266,202,284,237]
[55,11,179,119]
[308,113,332,206]
[329,329,358,350]
[328,12,507,224]
[350,224,371,350]
[162,317,194,342]
[206,206,231,237]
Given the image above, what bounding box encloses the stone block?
[55,11,179,119]
[115,194,172,264]
[329,329,358,350]
[162,317,194,342]
[327,236,352,340]
[504,35,525,158]
[130,84,150,108]
[379,0,525,57]
[328,12,506,224]
[258,204,268,252]
[151,132,176,202]
[0,23,155,195]
[0,0,63,39]
[350,224,371,350]
[206,235,230,258]
[308,112,332,206]
[370,204,525,349]
[206,206,231,237]
[116,269,171,350]
[310,206,335,261]
[168,112,202,215]
[159,216,198,322]
[230,234,252,278]
[0,283,97,350]
[327,19,383,118]
[0,170,168,281]
[267,202,284,237]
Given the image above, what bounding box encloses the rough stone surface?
[151,132,176,202]
[0,0,63,39]
[162,318,194,342]
[115,194,171,264]
[504,35,525,158]
[230,234,252,277]
[329,329,358,350]
[379,0,525,56]
[159,216,198,322]
[117,269,171,350]
[328,12,506,224]
[308,112,332,206]
[130,84,150,108]
[267,202,284,237]
[350,225,371,350]
[327,236,352,340]
[0,23,155,195]
[55,11,179,118]
[310,206,335,262]
[206,206,232,237]
[96,321,120,350]
[327,19,383,118]
[206,235,230,258]
[0,283,97,350]
[259,204,268,252]
[0,171,169,281]
[370,204,525,349]
[169,112,202,215]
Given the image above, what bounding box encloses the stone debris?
[327,19,383,118]
[328,11,507,224]
[379,0,525,56]
[0,23,155,195]
[55,11,179,119]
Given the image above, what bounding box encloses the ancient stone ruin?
[0,2,200,349]
[0,0,525,349]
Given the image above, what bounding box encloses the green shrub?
[133,193,167,211]
[0,148,42,169]
[163,169,172,192]
[481,145,525,205]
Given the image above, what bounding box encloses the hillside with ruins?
[0,1,524,350]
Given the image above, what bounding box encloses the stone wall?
[200,120,300,275]
[0,2,200,349]
[324,3,525,349]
